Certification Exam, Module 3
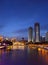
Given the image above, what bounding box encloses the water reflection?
[0,46,48,65]
[12,45,25,50]
[38,48,48,65]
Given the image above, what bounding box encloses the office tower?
[40,36,45,42]
[45,32,48,42]
[28,27,33,42]
[34,23,40,42]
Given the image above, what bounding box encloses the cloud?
[12,28,28,34]
[12,28,28,40]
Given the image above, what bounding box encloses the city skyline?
[0,1,48,65]
[0,0,48,39]
[0,22,48,42]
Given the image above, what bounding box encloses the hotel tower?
[28,27,33,42]
[34,23,40,42]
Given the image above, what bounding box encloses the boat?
[0,46,6,49]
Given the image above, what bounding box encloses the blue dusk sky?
[0,0,48,39]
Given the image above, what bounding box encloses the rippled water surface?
[0,46,48,65]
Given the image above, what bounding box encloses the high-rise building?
[28,27,33,42]
[45,32,48,42]
[40,36,45,42]
[34,23,40,42]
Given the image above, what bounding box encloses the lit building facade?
[45,32,48,42]
[0,36,3,42]
[34,23,40,42]
[40,36,45,42]
[28,27,33,42]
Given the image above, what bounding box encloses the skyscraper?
[34,23,40,42]
[28,27,33,42]
[45,32,48,42]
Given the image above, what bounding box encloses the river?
[0,46,48,65]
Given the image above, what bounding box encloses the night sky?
[0,0,48,39]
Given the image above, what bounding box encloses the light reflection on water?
[0,46,48,65]
[12,45,25,50]
[38,48,48,65]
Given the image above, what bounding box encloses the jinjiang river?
[0,46,48,65]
